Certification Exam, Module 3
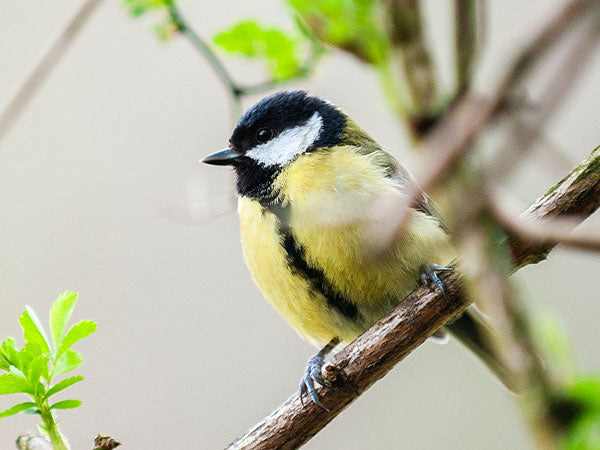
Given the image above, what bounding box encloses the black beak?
[201,148,243,166]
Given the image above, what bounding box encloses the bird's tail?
[445,306,520,393]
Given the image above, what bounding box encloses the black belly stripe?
[281,232,359,320]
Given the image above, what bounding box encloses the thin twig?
[379,0,599,253]
[488,12,600,181]
[386,0,440,136]
[492,198,600,254]
[166,2,243,121]
[166,2,321,122]
[454,0,478,95]
[0,0,105,145]
[457,219,559,448]
[227,145,600,449]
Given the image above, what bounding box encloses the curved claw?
[299,354,330,411]
[420,263,454,298]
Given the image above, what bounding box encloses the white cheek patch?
[246,112,323,167]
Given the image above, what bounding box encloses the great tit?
[203,91,512,408]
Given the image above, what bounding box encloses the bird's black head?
[202,91,347,203]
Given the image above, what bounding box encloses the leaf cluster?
[286,0,388,65]
[213,20,304,80]
[0,292,96,427]
[533,313,600,449]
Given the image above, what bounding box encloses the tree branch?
[454,0,478,95]
[385,0,440,136]
[166,2,321,122]
[379,0,599,253]
[227,144,600,449]
[0,0,105,145]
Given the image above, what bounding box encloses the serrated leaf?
[18,343,42,375]
[49,291,78,353]
[56,321,96,358]
[0,402,37,419]
[50,399,81,410]
[214,21,262,56]
[0,372,31,395]
[53,350,83,376]
[19,307,50,355]
[0,338,19,367]
[213,20,302,79]
[44,376,84,400]
[26,355,49,387]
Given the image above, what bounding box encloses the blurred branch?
[380,0,599,252]
[385,0,439,136]
[492,194,600,255]
[0,0,105,145]
[165,2,320,121]
[508,145,600,268]
[454,0,478,95]
[227,144,600,450]
[457,217,560,448]
[165,2,242,120]
[488,14,600,181]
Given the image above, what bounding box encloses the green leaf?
[564,412,600,450]
[262,29,299,79]
[50,399,82,410]
[287,0,388,65]
[26,355,49,387]
[19,307,50,355]
[123,0,170,17]
[214,21,262,56]
[24,407,41,415]
[56,321,96,358]
[0,371,31,395]
[49,291,78,353]
[214,20,301,80]
[0,402,37,419]
[570,376,600,412]
[0,338,19,369]
[17,343,42,375]
[44,376,84,400]
[53,350,83,376]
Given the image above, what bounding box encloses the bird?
[202,90,512,409]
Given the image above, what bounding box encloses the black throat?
[229,91,347,204]
[233,157,282,206]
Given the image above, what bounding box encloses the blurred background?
[1,0,599,448]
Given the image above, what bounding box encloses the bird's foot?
[299,353,331,411]
[420,263,454,296]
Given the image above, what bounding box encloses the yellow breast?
[238,147,456,348]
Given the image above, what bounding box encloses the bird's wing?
[361,145,451,233]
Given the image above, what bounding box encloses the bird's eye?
[256,127,273,143]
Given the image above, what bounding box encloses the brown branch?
[492,192,600,256]
[378,0,599,253]
[227,145,600,449]
[509,145,600,268]
[0,0,105,145]
[386,0,437,121]
[454,0,478,95]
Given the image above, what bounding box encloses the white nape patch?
[246,112,323,167]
